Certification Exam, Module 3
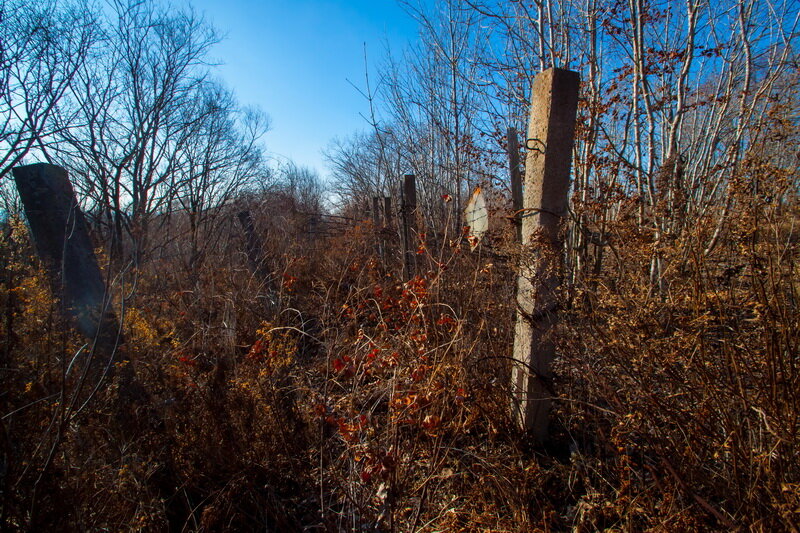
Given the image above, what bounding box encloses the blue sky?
[188,0,423,177]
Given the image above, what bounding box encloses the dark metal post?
[401,174,417,279]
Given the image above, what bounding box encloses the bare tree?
[165,82,271,284]
[326,130,398,208]
[55,0,218,263]
[0,0,96,204]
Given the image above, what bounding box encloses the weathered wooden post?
[12,163,130,391]
[401,174,417,279]
[511,68,579,441]
[383,196,392,228]
[507,126,524,243]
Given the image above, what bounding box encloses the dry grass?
[0,162,798,531]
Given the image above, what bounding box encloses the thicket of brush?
[1,144,797,530]
[1,0,799,530]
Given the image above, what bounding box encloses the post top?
[12,162,64,171]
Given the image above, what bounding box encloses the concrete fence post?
[237,210,268,280]
[12,163,132,393]
[511,68,579,441]
[237,209,277,309]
